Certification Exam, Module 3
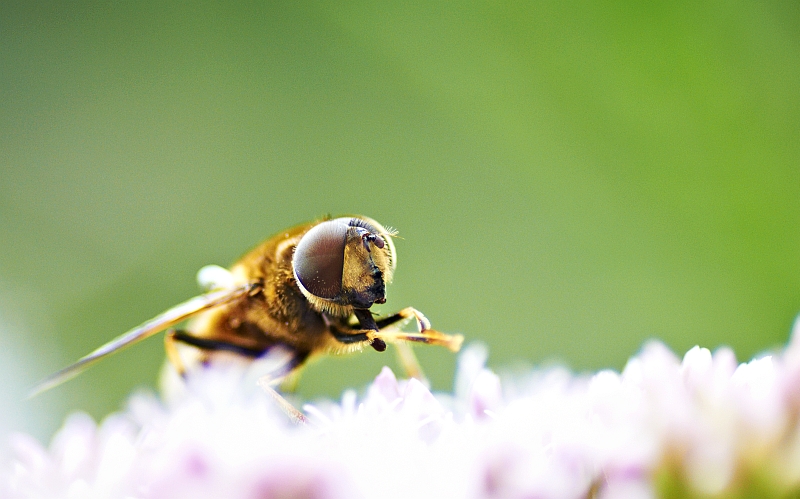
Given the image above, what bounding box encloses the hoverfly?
[32,216,463,422]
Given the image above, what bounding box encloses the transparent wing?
[29,283,255,397]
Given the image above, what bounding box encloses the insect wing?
[29,283,254,397]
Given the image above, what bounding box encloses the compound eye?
[292,220,348,300]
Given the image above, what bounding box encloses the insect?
[32,216,463,422]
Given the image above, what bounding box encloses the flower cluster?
[6,323,800,499]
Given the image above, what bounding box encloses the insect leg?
[375,307,432,331]
[257,373,307,425]
[335,308,463,353]
[332,309,387,351]
[256,351,310,424]
[328,326,383,350]
[164,329,188,377]
[370,309,428,380]
[374,308,429,377]
[169,330,265,358]
[371,306,463,352]
[370,328,463,352]
[168,330,308,424]
[331,308,464,377]
[166,329,267,375]
[394,342,425,381]
[329,323,462,378]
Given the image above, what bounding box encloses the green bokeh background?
[2,1,799,441]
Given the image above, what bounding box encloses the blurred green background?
[2,1,799,442]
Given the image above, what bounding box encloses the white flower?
[5,335,800,499]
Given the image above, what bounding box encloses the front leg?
[331,307,463,352]
[329,311,387,352]
[372,307,437,380]
[328,308,464,376]
[354,308,379,330]
[375,306,432,331]
[353,309,387,351]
